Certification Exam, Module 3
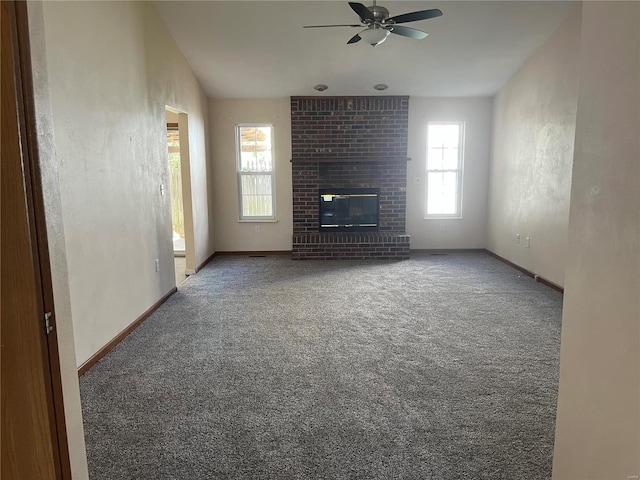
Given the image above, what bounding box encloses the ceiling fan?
[304,1,443,47]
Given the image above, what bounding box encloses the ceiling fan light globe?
[359,28,389,46]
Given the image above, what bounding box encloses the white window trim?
[425,121,465,219]
[236,123,276,221]
[237,219,278,224]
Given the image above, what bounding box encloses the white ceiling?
[154,1,576,99]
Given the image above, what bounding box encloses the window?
[426,122,464,217]
[236,125,275,220]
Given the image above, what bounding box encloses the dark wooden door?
[1,1,69,478]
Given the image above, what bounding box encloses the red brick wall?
[291,96,410,259]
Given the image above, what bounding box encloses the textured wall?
[553,2,640,478]
[26,3,89,477]
[209,98,293,252]
[209,96,490,253]
[42,1,213,366]
[406,97,492,249]
[487,8,582,286]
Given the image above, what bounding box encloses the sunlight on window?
[241,175,273,217]
[240,126,272,172]
[426,123,464,217]
[237,125,275,219]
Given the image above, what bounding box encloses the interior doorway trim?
[165,106,196,276]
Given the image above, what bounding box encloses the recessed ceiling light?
[374,84,388,91]
[314,84,328,92]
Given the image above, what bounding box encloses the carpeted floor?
[80,252,563,479]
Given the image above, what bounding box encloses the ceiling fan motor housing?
[367,5,390,23]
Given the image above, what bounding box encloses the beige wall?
[209,98,293,252]
[407,97,492,249]
[553,2,640,478]
[210,97,490,252]
[41,1,213,367]
[27,3,90,477]
[487,7,582,286]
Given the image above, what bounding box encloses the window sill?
[238,219,278,223]
[424,216,463,220]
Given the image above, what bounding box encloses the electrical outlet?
[516,234,520,244]
[155,259,160,272]
[160,184,165,196]
[526,237,531,248]
[255,225,260,234]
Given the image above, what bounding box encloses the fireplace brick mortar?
[291,96,410,260]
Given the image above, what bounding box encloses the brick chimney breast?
[291,96,410,260]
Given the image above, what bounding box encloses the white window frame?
[425,122,465,219]
[236,124,276,221]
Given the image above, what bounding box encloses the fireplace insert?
[319,188,379,232]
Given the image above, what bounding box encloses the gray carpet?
[80,252,563,479]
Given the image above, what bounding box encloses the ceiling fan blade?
[303,24,362,28]
[386,25,428,40]
[349,2,375,22]
[387,8,443,24]
[347,33,362,44]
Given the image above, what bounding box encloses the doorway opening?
[166,123,185,254]
[165,107,195,286]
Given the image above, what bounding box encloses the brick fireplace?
[291,96,410,260]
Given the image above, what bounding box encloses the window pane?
[241,174,273,217]
[427,147,444,170]
[429,124,459,148]
[427,171,458,215]
[239,126,272,172]
[426,123,463,217]
[428,147,459,170]
[428,124,460,170]
[240,151,272,172]
[442,147,459,170]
